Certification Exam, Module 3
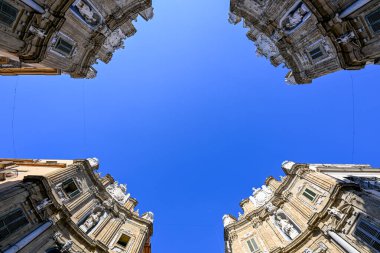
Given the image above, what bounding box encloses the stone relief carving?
[265,202,277,214]
[254,33,280,59]
[249,185,273,208]
[36,198,52,211]
[103,29,126,53]
[327,207,344,219]
[281,2,311,32]
[54,183,68,202]
[29,25,46,38]
[106,181,130,205]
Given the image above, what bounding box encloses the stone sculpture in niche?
[282,3,310,32]
[106,181,130,205]
[71,0,101,26]
[80,212,102,232]
[273,211,300,240]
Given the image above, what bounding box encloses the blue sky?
[1,0,380,252]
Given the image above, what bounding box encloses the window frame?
[0,208,29,241]
[302,187,317,202]
[246,237,261,253]
[116,233,131,249]
[61,178,81,199]
[365,7,380,35]
[354,218,380,252]
[0,0,19,27]
[53,37,74,56]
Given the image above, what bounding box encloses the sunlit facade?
[223,161,380,253]
[0,0,154,78]
[0,158,153,253]
[229,0,380,84]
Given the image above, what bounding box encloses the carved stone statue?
[75,1,97,24]
[106,181,130,205]
[36,198,52,211]
[336,31,355,44]
[54,232,74,252]
[142,211,154,223]
[80,211,102,232]
[223,215,236,227]
[283,3,310,31]
[274,212,300,239]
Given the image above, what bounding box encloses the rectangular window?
[309,46,324,60]
[117,234,130,248]
[366,8,380,34]
[0,0,18,27]
[355,219,380,251]
[247,238,260,253]
[0,209,29,241]
[54,37,74,56]
[302,188,317,201]
[62,178,80,198]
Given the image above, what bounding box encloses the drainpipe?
[339,0,373,18]
[20,0,45,14]
[327,230,360,253]
[4,221,53,253]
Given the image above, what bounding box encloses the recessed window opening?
[247,238,261,253]
[54,37,74,56]
[355,219,380,251]
[302,188,317,201]
[117,234,131,248]
[62,178,80,198]
[309,46,324,60]
[0,208,29,241]
[366,8,380,34]
[0,0,18,27]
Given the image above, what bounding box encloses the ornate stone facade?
[229,0,380,84]
[223,161,380,253]
[0,158,153,253]
[0,0,154,78]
